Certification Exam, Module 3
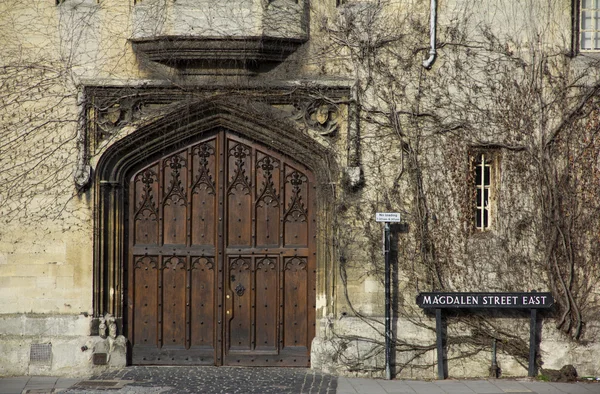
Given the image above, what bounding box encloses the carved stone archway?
[92,98,337,365]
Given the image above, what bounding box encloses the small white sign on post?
[376,212,401,222]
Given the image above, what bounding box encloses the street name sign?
[416,292,554,309]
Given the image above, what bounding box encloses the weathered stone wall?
[1,0,599,379]
[0,315,125,377]
[132,0,307,40]
[307,0,600,379]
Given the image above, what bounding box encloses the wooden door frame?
[93,99,337,365]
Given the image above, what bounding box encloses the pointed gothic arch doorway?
[94,99,336,368]
[126,129,316,366]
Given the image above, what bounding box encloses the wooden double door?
[127,130,316,366]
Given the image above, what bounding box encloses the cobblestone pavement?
[63,366,336,394]
[2,369,600,394]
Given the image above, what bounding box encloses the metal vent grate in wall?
[29,343,52,365]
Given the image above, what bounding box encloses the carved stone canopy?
[131,36,306,71]
[130,0,308,74]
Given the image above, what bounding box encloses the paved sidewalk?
[338,377,600,394]
[0,376,80,394]
[1,367,599,394]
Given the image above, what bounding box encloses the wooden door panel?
[226,139,252,248]
[226,256,253,351]
[191,140,217,247]
[160,257,187,348]
[255,256,278,350]
[128,130,315,367]
[162,154,188,245]
[255,151,281,247]
[283,165,309,247]
[189,256,216,349]
[282,257,309,350]
[132,256,159,348]
[133,167,159,245]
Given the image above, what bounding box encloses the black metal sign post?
[528,308,537,377]
[435,308,444,380]
[416,292,553,379]
[376,213,401,380]
[384,221,391,381]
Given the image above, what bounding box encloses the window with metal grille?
[580,0,600,51]
[474,153,492,230]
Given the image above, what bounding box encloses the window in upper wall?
[580,0,600,51]
[471,151,499,231]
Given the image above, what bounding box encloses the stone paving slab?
[0,378,29,394]
[462,380,504,393]
[547,382,600,394]
[337,378,600,394]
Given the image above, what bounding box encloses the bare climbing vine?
[315,0,600,376]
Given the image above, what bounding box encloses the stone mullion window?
[581,0,600,51]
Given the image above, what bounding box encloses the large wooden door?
[127,130,316,366]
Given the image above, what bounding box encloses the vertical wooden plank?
[215,131,226,366]
[163,153,188,245]
[190,257,216,349]
[158,157,164,248]
[161,257,186,351]
[283,165,309,247]
[255,256,278,350]
[227,256,252,351]
[133,256,158,349]
[283,257,308,348]
[226,139,252,247]
[186,255,191,350]
[255,151,280,248]
[191,139,217,246]
[157,255,164,349]
[133,166,159,245]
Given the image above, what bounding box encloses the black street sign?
[416,292,554,309]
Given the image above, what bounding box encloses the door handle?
[235,283,245,297]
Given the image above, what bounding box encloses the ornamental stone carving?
[292,99,341,136]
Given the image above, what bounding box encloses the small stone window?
[471,150,499,231]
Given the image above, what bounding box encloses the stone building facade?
[1,0,599,379]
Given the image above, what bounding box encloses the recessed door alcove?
[93,99,334,366]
